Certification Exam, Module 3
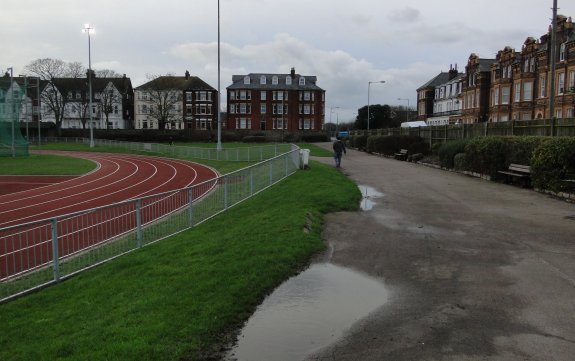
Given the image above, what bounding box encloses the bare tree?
[94,69,123,129]
[143,75,182,130]
[23,58,86,134]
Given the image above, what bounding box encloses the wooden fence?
[350,118,575,145]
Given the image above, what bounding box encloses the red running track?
[0,151,219,279]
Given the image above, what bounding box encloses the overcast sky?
[2,0,574,123]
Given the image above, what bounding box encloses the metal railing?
[30,137,293,162]
[0,145,302,303]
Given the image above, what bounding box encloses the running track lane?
[0,151,219,279]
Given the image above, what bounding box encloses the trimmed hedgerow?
[437,140,470,169]
[366,135,426,156]
[531,137,575,193]
[464,136,508,179]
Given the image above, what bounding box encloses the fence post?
[51,218,60,282]
[484,121,488,137]
[136,199,142,248]
[188,188,194,227]
[269,161,273,186]
[250,168,254,195]
[224,176,229,210]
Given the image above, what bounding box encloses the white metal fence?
[0,145,302,303]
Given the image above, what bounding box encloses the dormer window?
[286,76,292,85]
[272,76,278,85]
[243,76,250,85]
[299,77,305,86]
[559,43,566,62]
[260,75,266,85]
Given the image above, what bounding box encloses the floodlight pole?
[83,24,95,148]
[8,67,15,157]
[216,0,222,152]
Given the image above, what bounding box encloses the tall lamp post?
[330,106,340,135]
[82,23,95,148]
[216,0,222,152]
[397,97,410,122]
[367,80,385,131]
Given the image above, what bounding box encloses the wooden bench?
[394,149,408,161]
[498,163,531,187]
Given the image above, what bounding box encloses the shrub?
[366,135,426,156]
[454,153,467,171]
[437,140,469,169]
[505,136,548,165]
[300,133,330,142]
[242,135,267,143]
[464,136,508,179]
[408,141,430,156]
[531,137,575,192]
[353,135,369,151]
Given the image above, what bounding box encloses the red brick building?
[226,68,325,132]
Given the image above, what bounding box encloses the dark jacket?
[333,140,346,155]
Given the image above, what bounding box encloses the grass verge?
[0,160,361,361]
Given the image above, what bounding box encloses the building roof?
[227,68,324,91]
[477,58,496,72]
[417,72,452,90]
[135,73,214,91]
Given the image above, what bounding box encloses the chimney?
[449,64,458,80]
[185,70,190,80]
[290,67,295,78]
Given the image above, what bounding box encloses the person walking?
[332,136,347,168]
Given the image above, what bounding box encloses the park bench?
[394,149,408,161]
[498,163,531,187]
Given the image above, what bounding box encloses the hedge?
[531,137,575,193]
[438,140,469,169]
[365,135,427,156]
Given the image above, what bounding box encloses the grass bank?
[0,160,360,361]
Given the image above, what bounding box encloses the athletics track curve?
[0,151,219,280]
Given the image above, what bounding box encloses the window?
[559,43,566,62]
[260,75,266,85]
[558,72,565,94]
[260,104,266,114]
[556,109,562,119]
[236,118,251,129]
[568,71,575,92]
[530,58,535,72]
[286,76,292,85]
[523,82,532,101]
[261,91,266,101]
[186,104,193,115]
[76,92,81,100]
[502,86,510,104]
[299,77,305,86]
[524,59,529,73]
[493,88,499,105]
[243,76,250,85]
[502,66,507,79]
[272,76,278,85]
[186,92,192,101]
[229,104,236,114]
[540,75,547,98]
[514,83,521,102]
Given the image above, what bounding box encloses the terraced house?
[226,68,325,132]
[418,14,575,124]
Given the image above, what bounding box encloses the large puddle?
[225,263,389,361]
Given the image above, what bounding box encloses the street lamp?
[82,23,95,148]
[367,80,385,131]
[397,98,410,122]
[330,106,340,135]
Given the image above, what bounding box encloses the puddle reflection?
[359,185,383,211]
[226,263,388,361]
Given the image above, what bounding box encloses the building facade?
[416,67,463,124]
[134,71,217,130]
[40,75,134,130]
[226,68,325,132]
